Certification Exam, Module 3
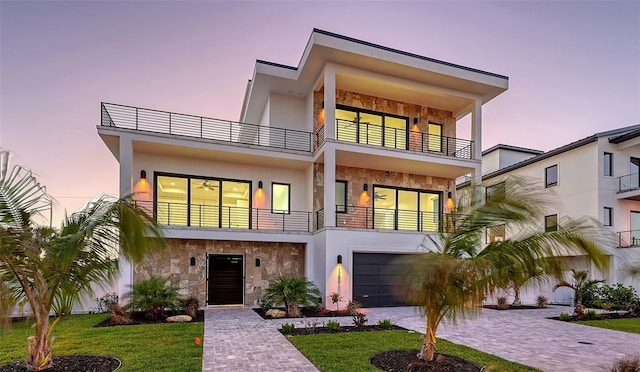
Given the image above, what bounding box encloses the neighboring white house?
[465,127,640,304]
[97,29,508,308]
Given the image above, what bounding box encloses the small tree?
[127,275,182,319]
[400,179,608,363]
[553,269,604,306]
[263,276,320,317]
[0,150,165,371]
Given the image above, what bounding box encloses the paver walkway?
[202,307,318,371]
[203,305,640,372]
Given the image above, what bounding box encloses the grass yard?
[287,330,540,372]
[0,314,203,371]
[576,317,640,334]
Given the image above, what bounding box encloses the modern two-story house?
[98,29,508,308]
[468,127,640,304]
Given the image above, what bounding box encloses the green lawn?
[576,317,640,334]
[287,330,540,372]
[0,314,203,371]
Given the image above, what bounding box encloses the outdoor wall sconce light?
[321,100,324,108]
[413,117,419,124]
[337,255,342,264]
[190,257,196,266]
[140,170,147,180]
[258,181,263,189]
[255,258,261,267]
[446,191,455,210]
[363,184,368,192]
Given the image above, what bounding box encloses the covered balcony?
[101,102,314,152]
[135,200,313,232]
[617,230,640,248]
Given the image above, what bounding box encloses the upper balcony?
[315,119,473,160]
[101,102,314,153]
[616,173,640,200]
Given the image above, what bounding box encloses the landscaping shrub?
[573,304,586,320]
[346,300,361,315]
[585,309,599,319]
[608,354,640,372]
[325,320,341,331]
[536,295,548,308]
[583,283,640,311]
[377,319,395,329]
[281,322,295,334]
[127,276,182,319]
[110,304,132,325]
[256,297,272,312]
[496,296,509,309]
[559,312,571,321]
[352,312,368,328]
[182,296,200,318]
[263,276,321,317]
[96,292,119,313]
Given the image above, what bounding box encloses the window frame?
[544,214,558,232]
[335,104,409,149]
[271,182,291,214]
[336,180,348,213]
[545,165,558,188]
[485,181,506,203]
[604,207,613,226]
[486,224,506,243]
[604,152,613,177]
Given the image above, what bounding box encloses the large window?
[336,180,347,213]
[545,165,558,188]
[335,106,408,150]
[156,174,250,228]
[545,214,558,232]
[604,152,613,177]
[373,186,441,231]
[271,183,290,214]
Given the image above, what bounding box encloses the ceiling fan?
[374,192,386,200]
[196,180,217,191]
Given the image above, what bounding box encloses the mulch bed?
[253,307,352,319]
[280,324,406,336]
[93,310,204,327]
[483,304,540,310]
[0,355,120,372]
[371,350,481,372]
[550,310,640,322]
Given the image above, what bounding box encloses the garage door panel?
[353,253,411,308]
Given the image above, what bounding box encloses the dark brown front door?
[207,255,243,305]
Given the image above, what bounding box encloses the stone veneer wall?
[135,239,306,306]
[313,89,456,139]
[313,164,452,220]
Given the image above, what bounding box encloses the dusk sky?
[1,1,639,226]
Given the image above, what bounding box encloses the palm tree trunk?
[418,316,438,361]
[26,307,53,371]
[513,283,522,306]
[286,302,300,317]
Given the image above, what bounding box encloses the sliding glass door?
[335,106,408,149]
[373,186,441,231]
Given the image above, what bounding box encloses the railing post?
[255,208,258,230]
[284,129,287,150]
[169,112,172,134]
[200,117,203,138]
[282,212,285,231]
[135,107,139,130]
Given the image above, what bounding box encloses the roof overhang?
[241,29,508,123]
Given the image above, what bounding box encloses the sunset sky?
[1,1,639,226]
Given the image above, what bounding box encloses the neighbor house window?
[545,214,558,232]
[604,152,613,176]
[487,224,506,243]
[336,180,347,213]
[486,182,506,202]
[545,165,558,188]
[604,207,613,226]
[272,183,290,214]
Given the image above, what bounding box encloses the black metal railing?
[617,173,640,193]
[315,126,326,150]
[617,230,640,248]
[327,119,473,159]
[135,200,312,232]
[315,208,325,230]
[101,102,313,152]
[333,205,448,232]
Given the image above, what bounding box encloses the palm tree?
[263,276,321,317]
[0,150,165,371]
[553,269,604,306]
[400,178,608,363]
